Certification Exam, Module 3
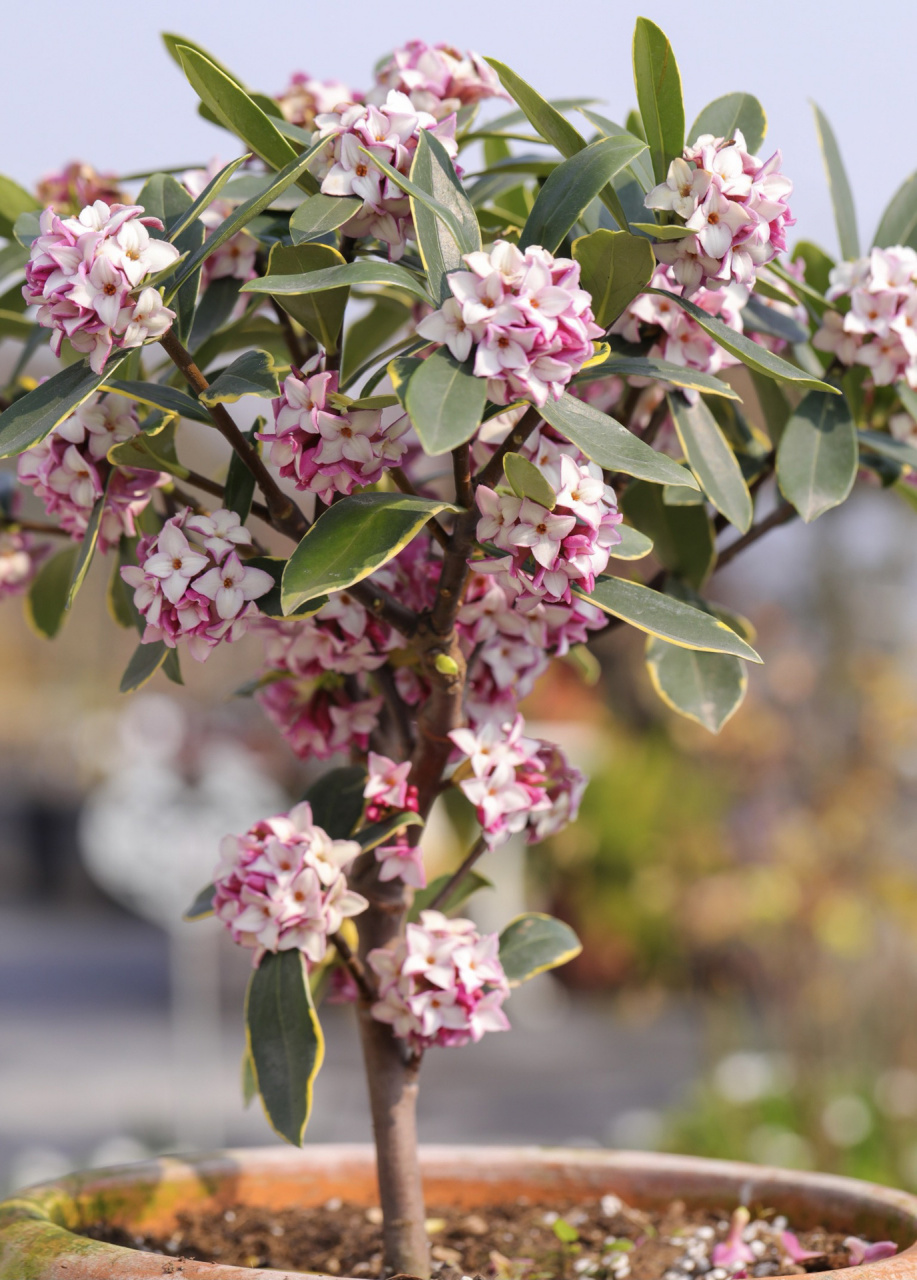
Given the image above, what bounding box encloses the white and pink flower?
[368,40,508,119]
[276,72,355,129]
[813,245,917,388]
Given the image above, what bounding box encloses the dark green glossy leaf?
[608,523,653,560]
[137,173,202,345]
[576,352,740,400]
[162,32,246,87]
[340,294,413,388]
[873,172,917,251]
[539,392,699,489]
[743,294,809,345]
[67,479,110,609]
[107,544,138,631]
[409,870,493,921]
[399,348,487,457]
[105,380,212,424]
[750,370,791,445]
[0,173,40,240]
[859,428,917,472]
[165,646,186,685]
[580,575,762,661]
[107,418,188,480]
[646,636,747,733]
[579,111,654,190]
[246,950,323,1146]
[0,356,125,458]
[265,242,348,353]
[358,146,466,249]
[243,261,433,308]
[410,130,480,304]
[290,193,362,243]
[776,388,857,522]
[812,103,859,261]
[200,349,281,405]
[303,766,367,839]
[26,545,80,639]
[184,882,216,921]
[225,424,259,521]
[632,18,685,184]
[355,811,425,852]
[571,229,655,328]
[620,480,715,587]
[189,277,243,350]
[688,93,766,155]
[244,556,327,621]
[668,393,752,532]
[167,154,250,243]
[119,641,169,693]
[498,913,582,986]
[503,452,556,508]
[628,222,695,241]
[281,493,459,612]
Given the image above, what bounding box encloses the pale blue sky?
[2,0,910,259]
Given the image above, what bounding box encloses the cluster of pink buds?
[16,393,165,549]
[260,363,409,500]
[313,91,458,260]
[182,160,257,288]
[368,910,510,1050]
[368,40,507,119]
[0,529,46,601]
[363,752,423,887]
[417,240,604,407]
[449,714,585,849]
[275,72,355,129]
[258,681,384,761]
[474,428,621,605]
[213,801,366,964]
[120,509,274,662]
[23,201,181,373]
[35,162,126,215]
[645,130,794,293]
[813,245,917,387]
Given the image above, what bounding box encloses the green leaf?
[663,483,705,507]
[107,418,189,480]
[340,294,413,388]
[176,45,318,194]
[646,637,747,733]
[0,356,125,458]
[163,646,184,684]
[580,575,762,661]
[303,765,367,838]
[553,1219,580,1245]
[188,278,243,351]
[225,424,259,521]
[355,811,425,852]
[608,524,653,560]
[0,173,40,240]
[571,229,655,328]
[628,221,695,241]
[245,950,324,1146]
[812,103,859,261]
[777,388,858,522]
[859,428,917,472]
[107,545,138,630]
[576,352,740,400]
[520,136,649,254]
[503,453,556,509]
[13,210,41,248]
[539,392,700,489]
[26,545,80,639]
[743,294,809,346]
[484,59,587,159]
[620,481,715,588]
[750,370,791,445]
[579,111,654,190]
[281,493,459,613]
[873,171,917,251]
[137,173,202,345]
[104,380,212,424]
[498,913,582,985]
[242,1048,257,1107]
[410,130,481,304]
[162,32,246,87]
[688,93,766,155]
[166,153,251,243]
[199,349,281,405]
[667,393,752,532]
[183,883,216,921]
[290,193,362,243]
[399,348,487,457]
[243,556,327,621]
[648,289,839,392]
[357,146,466,250]
[119,641,169,693]
[264,242,348,354]
[409,870,493,921]
[243,261,433,308]
[632,18,685,184]
[67,480,111,609]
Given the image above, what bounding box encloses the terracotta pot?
[2,1145,917,1280]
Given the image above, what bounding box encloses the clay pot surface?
[2,1145,917,1280]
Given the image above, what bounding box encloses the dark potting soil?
[84,1194,884,1279]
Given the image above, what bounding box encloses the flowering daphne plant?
[1,18,916,1277]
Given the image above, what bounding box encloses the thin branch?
[426,835,488,912]
[475,404,542,491]
[331,931,377,1002]
[717,500,797,570]
[389,467,450,550]
[180,467,272,526]
[269,297,309,368]
[452,442,474,509]
[0,515,69,538]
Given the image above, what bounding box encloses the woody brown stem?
[426,835,488,912]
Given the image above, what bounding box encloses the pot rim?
[3,1145,917,1280]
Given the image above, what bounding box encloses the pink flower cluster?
[450,715,586,849]
[474,427,622,605]
[368,910,510,1050]
[417,240,604,407]
[276,73,355,129]
[17,393,165,549]
[23,201,181,373]
[260,363,409,501]
[363,752,423,888]
[646,130,794,293]
[0,529,46,601]
[368,40,507,119]
[121,509,274,662]
[813,245,917,387]
[35,162,126,215]
[213,801,366,964]
[314,90,458,260]
[182,160,257,288]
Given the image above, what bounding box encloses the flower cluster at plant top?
[120,509,274,662]
[417,240,604,406]
[213,801,366,964]
[17,393,166,549]
[367,40,507,118]
[364,752,424,888]
[368,910,511,1050]
[35,162,126,215]
[23,201,181,373]
[313,91,459,261]
[645,130,794,294]
[813,245,917,387]
[259,361,409,500]
[473,425,623,604]
[182,160,258,288]
[450,715,586,849]
[276,72,355,129]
